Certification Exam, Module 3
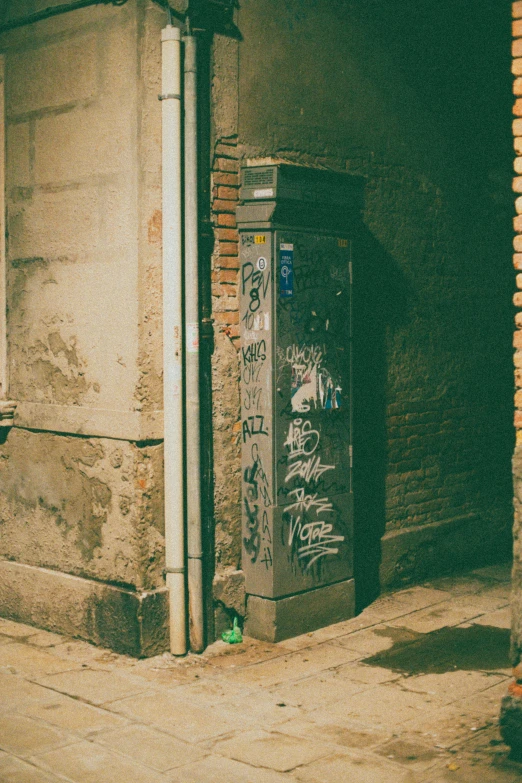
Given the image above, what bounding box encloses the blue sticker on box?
[279,243,294,298]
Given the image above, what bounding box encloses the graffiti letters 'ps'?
[241,262,271,314]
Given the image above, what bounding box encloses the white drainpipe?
[184,33,205,653]
[161,24,186,656]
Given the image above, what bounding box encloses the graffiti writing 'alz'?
[242,415,269,442]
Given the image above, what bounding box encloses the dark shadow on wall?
[352,224,411,612]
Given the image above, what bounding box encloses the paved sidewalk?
[0,563,520,782]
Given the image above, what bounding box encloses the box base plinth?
[245,578,355,643]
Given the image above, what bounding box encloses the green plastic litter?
[222,617,243,644]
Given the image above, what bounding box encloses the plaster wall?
[0,0,171,652]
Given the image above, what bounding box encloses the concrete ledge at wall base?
[14,401,164,442]
[245,579,355,643]
[379,513,512,590]
[0,560,169,657]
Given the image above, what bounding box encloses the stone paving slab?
[267,669,368,710]
[34,667,151,706]
[218,690,304,729]
[273,590,448,653]
[473,608,511,629]
[291,748,419,783]
[388,604,496,634]
[167,755,293,782]
[105,688,252,743]
[0,635,15,646]
[278,589,450,651]
[0,643,78,677]
[94,723,208,771]
[219,643,361,688]
[273,715,392,751]
[399,670,507,704]
[0,671,61,713]
[0,564,519,783]
[420,762,522,783]
[0,713,75,758]
[333,624,423,656]
[205,638,283,668]
[402,680,511,748]
[472,564,512,581]
[309,680,443,728]
[22,692,130,736]
[160,676,252,708]
[0,619,42,638]
[33,740,167,783]
[425,575,494,596]
[391,587,453,610]
[27,631,68,649]
[213,729,333,772]
[374,737,445,773]
[330,660,402,684]
[0,754,66,783]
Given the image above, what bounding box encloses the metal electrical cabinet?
[237,164,363,642]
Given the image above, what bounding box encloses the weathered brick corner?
[211,136,241,346]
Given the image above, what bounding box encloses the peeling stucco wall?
[0,0,169,652]
[4,3,140,415]
[0,429,164,589]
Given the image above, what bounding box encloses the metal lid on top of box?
[240,164,364,210]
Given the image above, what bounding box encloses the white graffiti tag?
[285,455,335,484]
[288,515,344,569]
[286,487,333,515]
[283,344,342,412]
[284,418,320,458]
[283,417,342,570]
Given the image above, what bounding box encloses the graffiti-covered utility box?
[237,164,363,642]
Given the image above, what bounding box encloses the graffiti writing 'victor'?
[283,417,344,570]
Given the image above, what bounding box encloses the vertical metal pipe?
[184,34,205,652]
[0,56,6,400]
[161,24,186,656]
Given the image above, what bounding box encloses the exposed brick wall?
[513,0,522,667]
[514,2,522,437]
[211,135,240,344]
[210,135,243,634]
